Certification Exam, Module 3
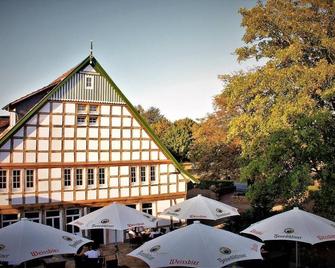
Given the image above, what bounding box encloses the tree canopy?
[213,0,335,217]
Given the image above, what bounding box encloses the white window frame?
[85,75,94,89]
[0,170,7,190]
[25,169,34,189]
[12,170,21,190]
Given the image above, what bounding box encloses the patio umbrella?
[241,207,335,267]
[128,221,263,268]
[0,218,92,265]
[160,194,239,221]
[68,202,156,230]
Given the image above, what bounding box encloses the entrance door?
[88,207,104,245]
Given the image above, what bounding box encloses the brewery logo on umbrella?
[150,245,161,253]
[101,219,110,224]
[0,244,5,251]
[220,247,232,255]
[62,236,73,242]
[284,228,294,234]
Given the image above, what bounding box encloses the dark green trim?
[0,56,197,183]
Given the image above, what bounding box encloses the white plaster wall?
[39,127,49,138]
[51,153,61,162]
[112,106,122,115]
[133,129,140,138]
[159,152,167,160]
[132,151,140,160]
[120,166,128,175]
[0,195,9,205]
[142,151,149,160]
[150,151,159,160]
[160,175,168,184]
[51,181,61,191]
[122,152,130,161]
[0,152,9,163]
[38,152,48,162]
[111,117,121,127]
[25,152,36,163]
[51,168,61,178]
[141,186,149,196]
[142,140,149,150]
[64,115,75,125]
[77,128,86,138]
[53,115,63,125]
[26,140,36,150]
[100,105,110,115]
[76,152,86,162]
[133,120,140,128]
[100,117,110,126]
[39,114,50,125]
[52,127,62,138]
[52,140,62,151]
[160,185,168,194]
[51,192,62,202]
[76,191,85,200]
[169,184,177,193]
[120,188,129,197]
[112,152,120,161]
[110,177,118,187]
[111,140,120,150]
[89,128,98,138]
[160,165,168,173]
[120,177,129,187]
[89,140,98,150]
[38,140,49,151]
[110,167,118,176]
[132,140,140,150]
[64,128,74,138]
[27,115,37,125]
[52,103,63,113]
[131,187,139,196]
[100,140,109,150]
[12,195,23,205]
[13,139,23,150]
[156,200,171,214]
[65,103,76,113]
[100,152,109,161]
[87,190,96,200]
[151,185,159,195]
[40,103,50,113]
[151,142,158,149]
[123,118,131,127]
[110,188,119,198]
[38,169,48,179]
[178,181,186,192]
[99,189,108,199]
[100,129,109,138]
[0,141,11,150]
[142,130,149,139]
[88,152,98,161]
[38,193,49,203]
[77,140,86,150]
[122,140,130,150]
[64,140,74,150]
[12,152,23,163]
[63,192,73,201]
[170,174,177,183]
[123,107,131,116]
[27,127,37,138]
[14,128,24,138]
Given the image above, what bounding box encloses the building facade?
[0,55,194,240]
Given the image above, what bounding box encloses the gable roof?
[0,55,197,183]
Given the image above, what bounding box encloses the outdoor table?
[42,256,66,268]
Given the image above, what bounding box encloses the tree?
[135,105,166,125]
[215,0,335,216]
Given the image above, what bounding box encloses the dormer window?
[86,76,93,89]
[89,105,98,113]
[78,104,86,113]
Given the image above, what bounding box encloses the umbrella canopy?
[68,202,156,230]
[241,207,335,245]
[160,194,239,221]
[0,218,92,265]
[128,221,263,268]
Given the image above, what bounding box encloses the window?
[76,169,83,186]
[78,104,86,113]
[142,203,152,215]
[1,214,18,227]
[24,211,40,223]
[64,168,71,187]
[150,166,156,182]
[87,168,94,185]
[98,168,105,185]
[86,76,93,89]
[25,170,34,188]
[12,170,20,189]
[130,167,136,183]
[0,170,7,189]
[89,116,98,126]
[89,105,98,113]
[66,208,80,233]
[140,166,146,182]
[77,115,86,125]
[45,210,60,229]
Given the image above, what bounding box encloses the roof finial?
[89,40,93,64]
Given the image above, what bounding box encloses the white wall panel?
[133,120,140,127]
[151,142,158,149]
[76,152,86,162]
[142,151,149,160]
[64,152,74,162]
[0,141,11,150]
[52,127,62,138]
[100,152,109,161]
[122,152,130,160]
[178,181,186,192]
[110,167,118,176]
[51,181,61,191]
[12,195,23,205]
[100,117,110,126]
[159,152,167,160]
[89,128,98,138]
[77,140,86,150]
[110,188,119,198]
[0,152,10,163]
[132,151,140,160]
[100,105,110,115]
[64,115,75,125]
[120,188,129,197]
[141,186,149,196]
[170,174,177,183]
[64,128,74,138]
[100,140,109,150]
[77,128,86,138]
[99,189,108,199]
[123,107,131,116]
[63,192,74,201]
[100,129,109,138]
[160,175,168,184]
[38,140,49,151]
[131,187,139,196]
[0,195,9,205]
[123,118,131,127]
[133,129,140,138]
[122,140,130,150]
[142,140,149,150]
[53,115,63,125]
[75,191,85,200]
[51,192,61,203]
[39,127,49,138]
[25,152,36,163]
[52,140,62,151]
[87,190,96,200]
[150,151,159,160]
[142,130,149,138]
[88,152,98,161]
[27,127,37,138]
[111,129,120,138]
[40,103,50,113]
[52,103,63,113]
[13,139,23,150]
[27,115,37,125]
[65,103,76,113]
[38,169,48,179]
[120,166,128,175]
[120,177,129,187]
[111,152,120,161]
[111,141,120,150]
[38,193,49,203]
[160,185,168,194]
[51,168,61,178]
[39,114,50,125]
[64,140,74,150]
[26,140,36,150]
[110,177,118,187]
[111,117,121,127]
[157,200,171,213]
[132,140,140,150]
[169,184,177,193]
[51,153,61,162]
[38,152,48,162]
[112,106,122,115]
[151,186,159,195]
[13,128,24,138]
[89,140,98,150]
[12,152,23,163]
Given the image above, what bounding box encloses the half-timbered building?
[0,55,194,242]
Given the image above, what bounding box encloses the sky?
[0,0,259,121]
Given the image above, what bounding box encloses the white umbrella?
[160,194,239,220]
[0,218,92,265]
[128,221,263,268]
[241,207,335,267]
[68,202,156,230]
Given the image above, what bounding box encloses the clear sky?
[0,0,259,121]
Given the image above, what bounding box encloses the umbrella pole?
[295,241,298,268]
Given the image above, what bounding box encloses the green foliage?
[213,0,335,216]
